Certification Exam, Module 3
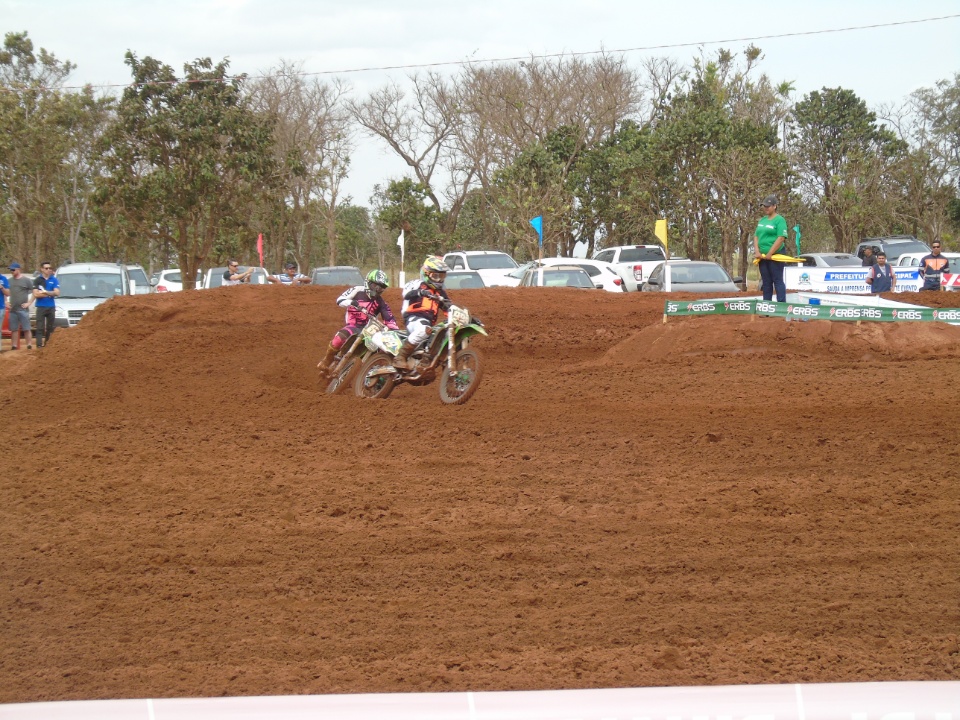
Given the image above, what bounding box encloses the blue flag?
[529,216,543,247]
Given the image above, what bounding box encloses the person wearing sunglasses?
[32,262,60,348]
[222,261,254,286]
[918,242,950,291]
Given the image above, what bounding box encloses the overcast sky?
[4,0,959,206]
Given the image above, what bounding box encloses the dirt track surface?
[2,286,959,703]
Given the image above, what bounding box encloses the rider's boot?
[392,341,418,370]
[317,344,338,375]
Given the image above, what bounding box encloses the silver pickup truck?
[592,245,667,291]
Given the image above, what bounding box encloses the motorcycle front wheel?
[354,352,397,400]
[438,348,484,405]
[326,355,361,395]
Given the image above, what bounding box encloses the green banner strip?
[664,299,960,323]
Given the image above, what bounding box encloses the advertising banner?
[783,266,922,293]
[664,299,960,323]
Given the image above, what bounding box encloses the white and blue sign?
[785,267,921,294]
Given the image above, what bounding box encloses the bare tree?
[347,72,473,238]
[249,61,352,268]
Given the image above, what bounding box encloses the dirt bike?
[320,308,389,395]
[353,303,487,405]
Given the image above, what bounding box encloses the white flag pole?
[397,229,406,286]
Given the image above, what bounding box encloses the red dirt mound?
[1,286,959,703]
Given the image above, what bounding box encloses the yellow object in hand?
[753,253,804,265]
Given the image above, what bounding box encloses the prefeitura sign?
[783,266,922,293]
[664,299,960,323]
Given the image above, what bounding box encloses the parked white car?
[895,251,960,267]
[155,269,203,292]
[202,266,268,289]
[797,253,862,267]
[592,245,667,291]
[535,257,627,292]
[641,261,742,293]
[520,264,595,289]
[442,250,520,287]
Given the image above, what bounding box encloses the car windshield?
[312,268,364,285]
[573,264,601,277]
[445,272,485,289]
[127,267,149,293]
[58,272,123,298]
[671,264,731,284]
[541,269,593,288]
[508,261,535,279]
[619,247,666,262]
[467,254,518,270]
[164,270,203,284]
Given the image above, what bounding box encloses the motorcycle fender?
[438,324,487,352]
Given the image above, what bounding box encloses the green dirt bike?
[321,310,390,395]
[353,304,487,405]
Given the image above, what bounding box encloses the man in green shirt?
[753,195,788,302]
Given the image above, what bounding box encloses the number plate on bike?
[449,306,470,327]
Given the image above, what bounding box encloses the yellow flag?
[654,219,668,250]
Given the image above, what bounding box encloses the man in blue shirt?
[0,273,8,352]
[33,261,60,348]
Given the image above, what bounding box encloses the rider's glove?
[349,299,360,308]
[439,298,452,311]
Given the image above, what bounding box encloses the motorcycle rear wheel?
[438,348,484,405]
[326,356,361,395]
[354,352,397,399]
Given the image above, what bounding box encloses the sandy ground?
[1,285,959,703]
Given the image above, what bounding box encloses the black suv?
[855,236,930,263]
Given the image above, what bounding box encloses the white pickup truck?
[592,245,667,291]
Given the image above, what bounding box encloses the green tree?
[0,31,92,266]
[370,178,443,270]
[791,87,906,251]
[96,53,276,287]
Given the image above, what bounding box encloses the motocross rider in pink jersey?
[317,270,399,374]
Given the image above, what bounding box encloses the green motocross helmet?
[365,269,389,297]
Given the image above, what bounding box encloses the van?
[54,262,134,328]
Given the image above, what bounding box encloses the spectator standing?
[753,195,788,302]
[222,261,254,286]
[32,261,59,348]
[918,242,950,291]
[866,252,896,294]
[0,272,8,351]
[267,263,311,286]
[861,246,879,267]
[7,263,34,350]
